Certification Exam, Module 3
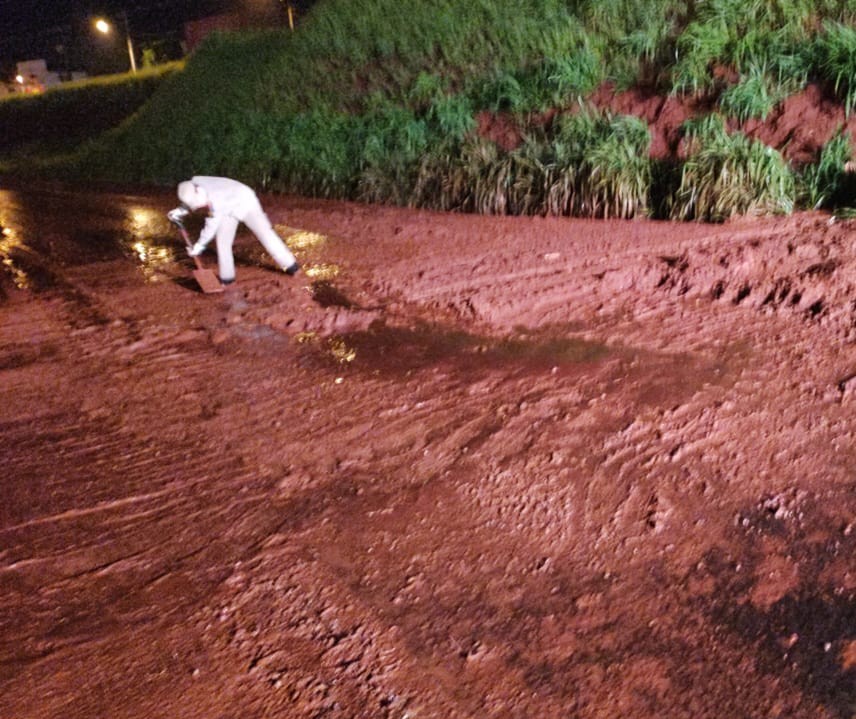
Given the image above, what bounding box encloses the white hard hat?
[177,181,208,210]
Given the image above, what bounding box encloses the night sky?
[0,0,255,76]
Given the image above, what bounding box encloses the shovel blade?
[193,267,223,294]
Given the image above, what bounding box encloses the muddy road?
[2,181,856,718]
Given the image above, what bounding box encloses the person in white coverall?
[167,176,300,284]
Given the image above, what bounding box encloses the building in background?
[14,59,57,93]
[1,1,320,93]
[182,13,253,53]
[2,59,86,97]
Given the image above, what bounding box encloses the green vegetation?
[670,0,815,95]
[670,114,795,221]
[0,62,182,154]
[811,21,856,115]
[409,111,651,218]
[717,65,793,122]
[799,128,854,209]
[3,0,856,220]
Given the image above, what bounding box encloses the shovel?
[175,225,223,294]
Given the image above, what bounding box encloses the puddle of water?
[0,224,65,292]
[121,204,181,282]
[0,225,30,289]
[303,323,610,376]
[130,240,178,283]
[3,193,130,265]
[0,191,191,289]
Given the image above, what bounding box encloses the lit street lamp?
[94,11,137,73]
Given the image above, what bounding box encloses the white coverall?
[172,176,298,284]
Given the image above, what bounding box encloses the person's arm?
[189,213,220,256]
[845,160,856,173]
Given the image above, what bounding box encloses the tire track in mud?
[6,190,856,717]
[295,209,856,716]
[163,208,856,717]
[382,214,856,350]
[166,338,621,715]
[180,341,739,716]
[0,265,323,717]
[0,228,395,713]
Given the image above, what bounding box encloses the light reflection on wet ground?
[0,186,176,289]
[126,206,180,282]
[278,227,327,252]
[0,224,29,289]
[0,187,340,292]
[328,337,358,364]
[304,263,341,281]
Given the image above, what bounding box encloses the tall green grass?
[811,21,856,114]
[465,59,603,117]
[670,114,795,221]
[356,100,430,204]
[4,0,856,220]
[670,0,821,93]
[539,111,652,218]
[263,0,593,115]
[799,129,853,209]
[571,0,686,87]
[718,65,792,122]
[264,110,363,197]
[411,109,652,218]
[66,31,290,183]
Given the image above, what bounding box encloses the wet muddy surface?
[2,180,856,718]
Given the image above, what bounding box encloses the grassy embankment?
[3,0,856,221]
[0,63,182,161]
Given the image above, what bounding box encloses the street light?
[94,11,137,73]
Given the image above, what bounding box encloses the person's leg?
[242,208,299,272]
[215,216,239,283]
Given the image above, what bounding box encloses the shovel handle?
[176,226,204,269]
[177,225,192,248]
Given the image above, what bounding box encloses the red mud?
[2,177,856,718]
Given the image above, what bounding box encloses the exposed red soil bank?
[477,81,856,163]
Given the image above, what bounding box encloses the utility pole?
[120,10,137,73]
[280,1,296,31]
[94,10,137,73]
